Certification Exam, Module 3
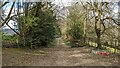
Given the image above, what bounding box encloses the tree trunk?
[96,34,101,49]
[95,16,102,49]
[22,2,29,46]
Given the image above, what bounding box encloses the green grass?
[64,39,74,47]
[65,39,120,54]
[48,39,57,47]
[88,41,120,54]
[3,35,17,41]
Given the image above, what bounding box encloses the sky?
[2,2,19,29]
[1,0,120,29]
[53,0,72,6]
[2,0,72,29]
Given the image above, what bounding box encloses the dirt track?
[2,47,119,66]
[2,38,119,66]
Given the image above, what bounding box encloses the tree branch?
[101,19,106,35]
[103,17,120,26]
[6,23,22,37]
[80,1,87,10]
[0,16,5,21]
[0,2,9,8]
[0,0,16,28]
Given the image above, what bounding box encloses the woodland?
[1,0,120,66]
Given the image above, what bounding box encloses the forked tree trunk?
[95,16,102,49]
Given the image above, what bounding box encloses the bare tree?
[80,0,119,49]
[0,0,16,28]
